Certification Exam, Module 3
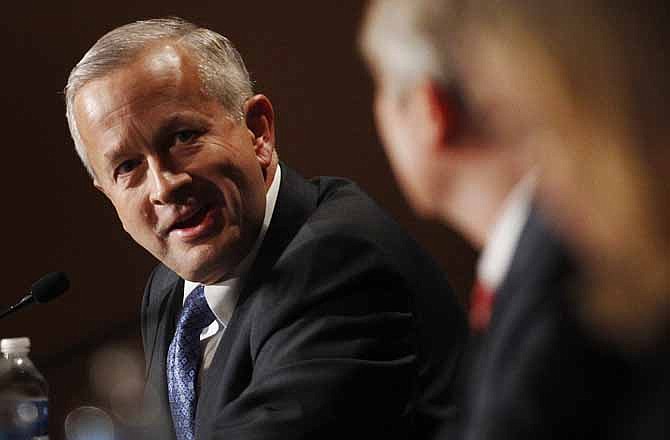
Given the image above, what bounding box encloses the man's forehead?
[141,43,185,78]
[75,43,202,122]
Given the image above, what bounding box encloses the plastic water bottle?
[0,337,49,440]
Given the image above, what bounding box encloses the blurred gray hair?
[65,17,254,177]
[359,0,465,97]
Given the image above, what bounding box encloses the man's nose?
[148,160,192,205]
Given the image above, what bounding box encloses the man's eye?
[175,130,198,144]
[115,159,141,178]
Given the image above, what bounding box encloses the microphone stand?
[0,295,35,320]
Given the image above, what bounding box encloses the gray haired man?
[66,17,467,440]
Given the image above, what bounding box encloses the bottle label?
[0,398,48,440]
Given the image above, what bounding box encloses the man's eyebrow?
[162,112,209,131]
[101,112,209,163]
[153,112,209,143]
[102,144,130,166]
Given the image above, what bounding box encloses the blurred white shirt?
[477,172,536,293]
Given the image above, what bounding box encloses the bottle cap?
[1,337,31,354]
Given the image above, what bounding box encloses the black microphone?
[0,272,70,320]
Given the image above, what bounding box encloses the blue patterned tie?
[167,284,215,440]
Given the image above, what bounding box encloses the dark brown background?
[0,2,476,438]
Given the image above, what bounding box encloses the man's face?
[74,43,271,283]
[371,61,520,247]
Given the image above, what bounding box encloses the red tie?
[469,280,495,333]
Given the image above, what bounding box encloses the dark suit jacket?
[460,207,669,440]
[458,207,608,439]
[610,344,670,440]
[456,210,667,440]
[140,166,467,440]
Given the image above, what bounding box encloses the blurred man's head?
[360,0,532,247]
[462,0,670,346]
[66,18,278,284]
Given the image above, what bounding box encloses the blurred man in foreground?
[64,17,467,440]
[360,1,615,438]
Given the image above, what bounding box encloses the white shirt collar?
[183,164,282,337]
[477,172,536,292]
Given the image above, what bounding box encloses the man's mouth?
[168,204,219,241]
[172,205,209,230]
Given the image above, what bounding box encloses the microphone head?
[30,272,70,304]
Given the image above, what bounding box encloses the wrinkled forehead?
[74,43,206,127]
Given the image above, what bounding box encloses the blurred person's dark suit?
[609,347,669,440]
[461,207,578,439]
[141,166,467,440]
[457,207,649,440]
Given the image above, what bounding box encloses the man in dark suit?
[359,1,620,439]
[64,17,466,440]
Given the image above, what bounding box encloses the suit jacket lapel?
[489,205,574,334]
[239,164,318,303]
[145,277,184,440]
[195,164,318,434]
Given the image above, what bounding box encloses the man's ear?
[414,79,464,150]
[244,95,276,170]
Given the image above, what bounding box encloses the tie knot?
[179,284,216,332]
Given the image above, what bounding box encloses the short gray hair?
[359,0,465,97]
[65,17,254,177]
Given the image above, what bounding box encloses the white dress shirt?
[477,172,537,293]
[182,165,282,387]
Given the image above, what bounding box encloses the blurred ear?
[244,95,276,170]
[411,79,464,152]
